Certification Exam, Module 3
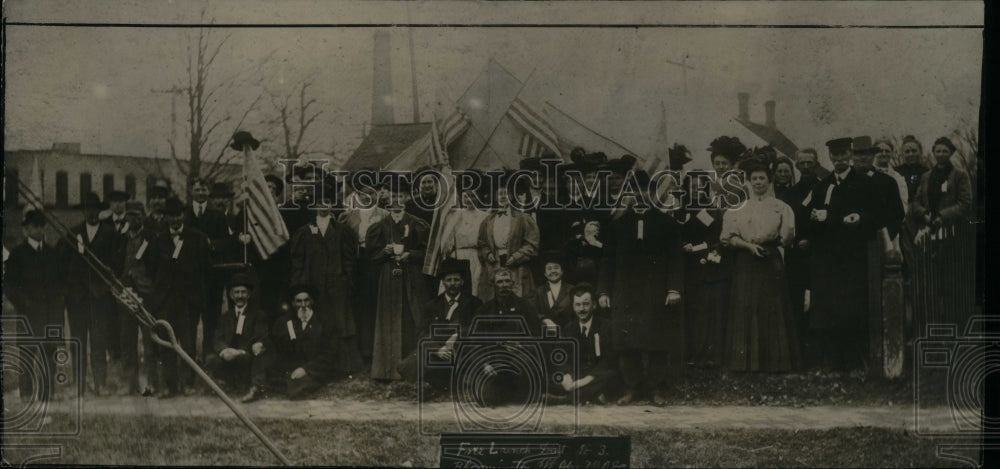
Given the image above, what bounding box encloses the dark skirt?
[685,277,730,367]
[725,250,801,372]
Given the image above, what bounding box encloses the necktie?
[447,297,457,307]
[548,290,556,308]
[581,325,588,337]
[36,243,43,253]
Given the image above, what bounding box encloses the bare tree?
[164,11,270,192]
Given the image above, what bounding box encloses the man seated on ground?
[469,269,543,407]
[555,283,618,404]
[398,258,482,394]
[531,250,575,329]
[206,272,270,403]
[267,284,338,400]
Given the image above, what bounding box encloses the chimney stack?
[765,100,776,128]
[737,93,749,120]
[371,31,394,125]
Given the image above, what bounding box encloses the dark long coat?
[366,213,431,380]
[597,209,685,352]
[6,240,66,332]
[290,219,359,332]
[803,168,874,331]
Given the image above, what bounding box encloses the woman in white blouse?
[720,160,801,372]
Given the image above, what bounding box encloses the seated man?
[205,272,270,403]
[531,250,575,329]
[400,258,483,391]
[557,283,618,404]
[268,284,338,399]
[469,269,543,407]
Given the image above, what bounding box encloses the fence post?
[867,239,883,378]
[881,247,905,378]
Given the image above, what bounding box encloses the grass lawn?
[4,413,965,467]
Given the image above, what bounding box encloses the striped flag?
[243,151,290,260]
[423,116,458,277]
[440,108,471,146]
[508,98,561,158]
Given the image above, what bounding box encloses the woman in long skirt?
[720,161,801,372]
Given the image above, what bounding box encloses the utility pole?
[664,52,695,95]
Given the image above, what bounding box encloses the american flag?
[508,97,561,159]
[243,150,290,260]
[423,116,458,277]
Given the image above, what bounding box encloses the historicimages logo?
[417,316,580,435]
[2,315,84,466]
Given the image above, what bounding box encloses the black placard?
[439,433,630,468]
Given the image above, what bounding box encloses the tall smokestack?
[765,100,776,128]
[371,31,394,125]
[737,93,749,121]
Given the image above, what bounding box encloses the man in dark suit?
[598,170,684,406]
[531,251,575,329]
[786,148,826,357]
[184,178,230,361]
[557,283,618,404]
[469,269,544,407]
[206,272,270,403]
[401,258,483,387]
[104,190,132,363]
[64,192,121,396]
[147,197,213,397]
[268,284,338,399]
[5,210,66,403]
[803,138,876,371]
[852,137,906,244]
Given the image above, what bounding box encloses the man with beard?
[147,197,213,397]
[470,269,543,407]
[268,285,338,399]
[598,170,684,405]
[290,189,363,375]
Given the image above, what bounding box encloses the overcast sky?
[4,1,983,170]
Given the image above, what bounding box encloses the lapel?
[484,213,498,252]
[506,212,521,251]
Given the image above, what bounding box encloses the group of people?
[5,132,972,406]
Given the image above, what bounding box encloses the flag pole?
[242,146,251,266]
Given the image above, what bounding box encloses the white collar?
[835,168,851,180]
[578,317,593,333]
[27,237,43,251]
[234,305,246,316]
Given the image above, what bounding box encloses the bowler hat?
[107,190,131,203]
[437,258,469,279]
[210,181,235,198]
[230,131,260,152]
[229,271,254,290]
[162,197,185,216]
[76,192,108,211]
[22,209,46,227]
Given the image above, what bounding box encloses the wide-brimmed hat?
[707,136,747,162]
[437,258,469,279]
[668,143,693,169]
[210,181,235,198]
[539,250,566,268]
[229,271,255,290]
[230,131,260,151]
[287,283,319,301]
[851,136,878,156]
